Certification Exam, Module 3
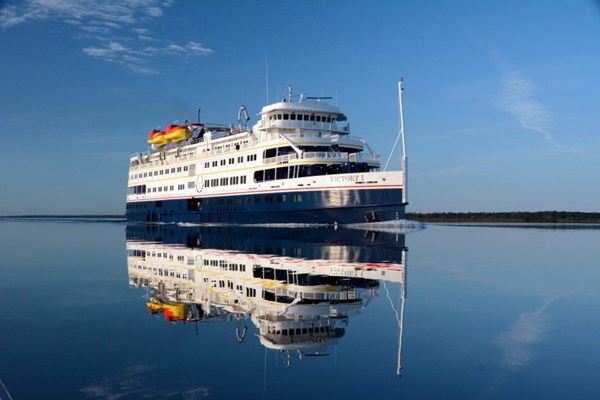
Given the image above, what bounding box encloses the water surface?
[0,220,598,399]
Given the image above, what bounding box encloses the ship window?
[310,114,315,121]
[277,114,282,120]
[220,159,226,166]
[171,168,175,173]
[165,169,169,175]
[276,167,288,180]
[241,175,247,184]
[277,194,286,202]
[304,115,309,121]
[169,185,174,191]
[154,171,158,176]
[283,114,289,120]
[264,168,275,181]
[316,116,321,122]
[229,158,234,164]
[254,170,264,183]
[290,113,296,120]
[205,162,209,168]
[237,156,243,163]
[264,148,276,159]
[212,161,217,167]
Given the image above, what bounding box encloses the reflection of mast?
[381,247,408,376]
[397,247,407,377]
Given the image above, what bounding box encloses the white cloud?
[1,0,214,74]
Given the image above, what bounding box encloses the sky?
[1,0,599,215]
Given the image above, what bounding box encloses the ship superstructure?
[126,84,408,224]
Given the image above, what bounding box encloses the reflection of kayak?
[0,379,13,400]
[164,124,191,142]
[146,300,188,321]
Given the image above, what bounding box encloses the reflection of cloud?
[494,297,556,371]
[0,0,213,74]
[80,364,211,399]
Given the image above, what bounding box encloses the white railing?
[262,119,349,132]
[262,153,299,165]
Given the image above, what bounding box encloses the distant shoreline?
[1,211,599,224]
[0,215,126,221]
[407,211,600,224]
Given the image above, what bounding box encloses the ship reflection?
[126,225,407,373]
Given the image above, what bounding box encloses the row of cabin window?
[269,326,333,336]
[147,183,187,193]
[204,154,257,169]
[213,140,250,153]
[204,175,247,188]
[131,165,189,180]
[131,263,188,279]
[254,163,373,182]
[202,258,247,272]
[268,113,337,123]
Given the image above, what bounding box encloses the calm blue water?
[0,220,599,399]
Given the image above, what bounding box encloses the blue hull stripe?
[126,188,405,224]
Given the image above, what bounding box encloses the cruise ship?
[126,83,408,224]
[126,224,407,369]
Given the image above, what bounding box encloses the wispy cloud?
[0,0,213,74]
[494,297,557,371]
[487,51,562,148]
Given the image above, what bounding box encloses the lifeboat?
[147,129,167,146]
[164,124,191,142]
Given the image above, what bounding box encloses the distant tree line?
[407,211,600,223]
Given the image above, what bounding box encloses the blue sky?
[1,0,599,215]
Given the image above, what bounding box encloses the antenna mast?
[399,79,408,205]
[383,79,408,205]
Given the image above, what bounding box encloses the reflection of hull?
[126,223,406,264]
